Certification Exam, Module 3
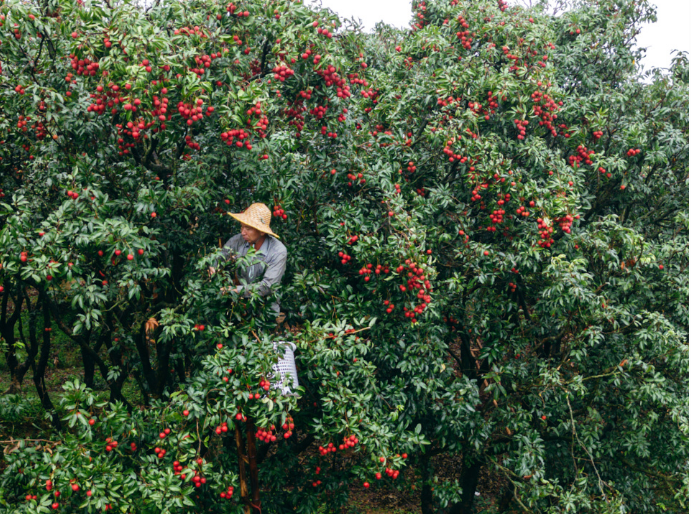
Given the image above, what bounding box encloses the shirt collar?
[245,236,270,254]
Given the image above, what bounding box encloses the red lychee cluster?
[487,208,505,231]
[198,52,222,71]
[321,123,336,137]
[273,204,287,219]
[281,418,295,439]
[219,485,234,499]
[116,117,154,145]
[105,438,119,452]
[256,425,277,443]
[310,104,328,119]
[318,434,358,456]
[396,260,433,323]
[348,73,368,88]
[184,135,200,151]
[554,214,576,233]
[568,145,594,168]
[259,377,271,391]
[16,114,31,133]
[285,100,307,135]
[338,251,352,264]
[272,64,294,82]
[515,205,530,218]
[381,467,400,479]
[174,25,209,37]
[443,139,468,163]
[536,218,554,248]
[220,128,252,149]
[359,263,390,282]
[359,87,378,99]
[346,171,365,186]
[514,119,529,140]
[316,65,351,98]
[455,16,472,50]
[214,421,229,435]
[190,470,207,488]
[246,102,268,137]
[69,54,99,76]
[177,98,211,126]
[315,24,333,38]
[531,87,559,136]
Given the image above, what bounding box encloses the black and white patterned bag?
[270,340,299,396]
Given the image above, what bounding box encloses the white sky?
[308,0,690,73]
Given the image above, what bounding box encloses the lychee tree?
[0,0,687,512]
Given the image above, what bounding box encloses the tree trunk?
[1,284,29,393]
[33,290,61,430]
[132,369,151,406]
[82,344,96,388]
[245,416,261,513]
[174,355,186,384]
[420,452,435,514]
[154,338,174,397]
[5,375,22,395]
[135,318,158,394]
[449,456,484,514]
[234,424,251,514]
[497,481,515,512]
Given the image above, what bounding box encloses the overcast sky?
[308,0,689,73]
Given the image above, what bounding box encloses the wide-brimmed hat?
[227,203,280,239]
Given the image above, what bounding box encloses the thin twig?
[560,386,609,500]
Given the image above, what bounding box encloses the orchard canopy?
[0,0,687,512]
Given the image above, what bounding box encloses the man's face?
[240,224,265,244]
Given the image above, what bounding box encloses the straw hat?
[227,203,280,239]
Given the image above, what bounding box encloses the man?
[209,203,287,320]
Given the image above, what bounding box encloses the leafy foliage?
[0,0,687,512]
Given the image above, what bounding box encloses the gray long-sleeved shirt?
[216,233,287,315]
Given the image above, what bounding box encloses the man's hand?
[208,267,216,278]
[220,287,240,295]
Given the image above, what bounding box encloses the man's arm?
[210,234,243,275]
